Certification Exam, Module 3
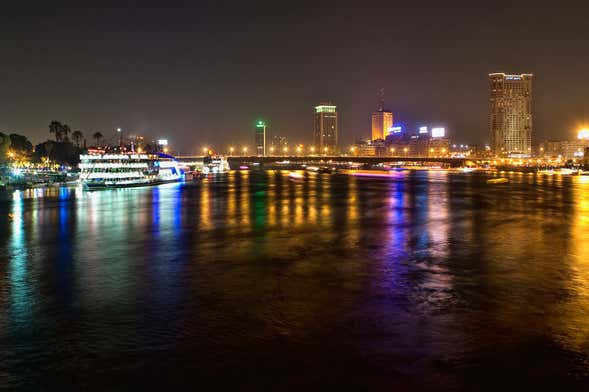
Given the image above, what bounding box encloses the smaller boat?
[288,171,304,180]
[487,177,509,184]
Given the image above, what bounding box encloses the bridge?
[176,155,476,168]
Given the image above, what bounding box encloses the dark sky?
[1,1,588,153]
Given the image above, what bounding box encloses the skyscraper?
[371,89,393,141]
[255,120,267,156]
[489,73,533,157]
[314,103,337,152]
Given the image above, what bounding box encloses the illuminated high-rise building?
[314,103,337,152]
[255,120,267,156]
[489,73,533,157]
[371,88,393,141]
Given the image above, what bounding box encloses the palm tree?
[93,132,103,147]
[72,130,83,147]
[49,121,63,142]
[62,124,71,142]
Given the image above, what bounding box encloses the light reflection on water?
[2,171,589,389]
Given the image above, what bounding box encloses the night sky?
[1,1,588,153]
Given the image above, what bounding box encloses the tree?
[93,132,103,146]
[72,130,84,147]
[0,132,11,163]
[49,121,63,141]
[9,133,33,154]
[62,124,71,141]
[32,140,81,166]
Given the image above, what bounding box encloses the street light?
[390,147,395,155]
[310,146,315,154]
[283,146,288,155]
[229,147,235,155]
[269,146,275,155]
[242,146,248,155]
[323,147,328,155]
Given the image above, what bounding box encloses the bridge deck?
[176,155,473,165]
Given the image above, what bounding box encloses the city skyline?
[2,3,589,152]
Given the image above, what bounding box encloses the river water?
[2,170,589,390]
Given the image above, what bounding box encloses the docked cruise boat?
[79,153,182,189]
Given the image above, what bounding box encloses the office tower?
[489,73,533,157]
[314,103,338,152]
[255,120,267,156]
[371,88,393,141]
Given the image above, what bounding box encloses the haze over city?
[2,1,589,152]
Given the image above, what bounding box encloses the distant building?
[371,89,393,141]
[560,140,589,160]
[270,135,288,149]
[352,139,386,157]
[539,138,589,160]
[489,73,533,157]
[584,148,589,169]
[314,103,338,152]
[255,120,267,156]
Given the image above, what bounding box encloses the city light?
[419,126,428,134]
[158,139,168,146]
[229,147,235,154]
[578,129,589,139]
[310,146,315,153]
[283,147,288,153]
[431,127,446,138]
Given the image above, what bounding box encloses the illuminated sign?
[158,139,168,146]
[389,126,402,134]
[315,105,336,113]
[419,126,428,134]
[256,120,266,128]
[431,128,446,138]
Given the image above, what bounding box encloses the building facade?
[371,89,393,141]
[255,120,267,156]
[489,73,533,157]
[314,103,338,152]
[371,112,393,141]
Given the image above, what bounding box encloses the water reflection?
[9,190,31,325]
[2,173,589,389]
[553,176,589,352]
